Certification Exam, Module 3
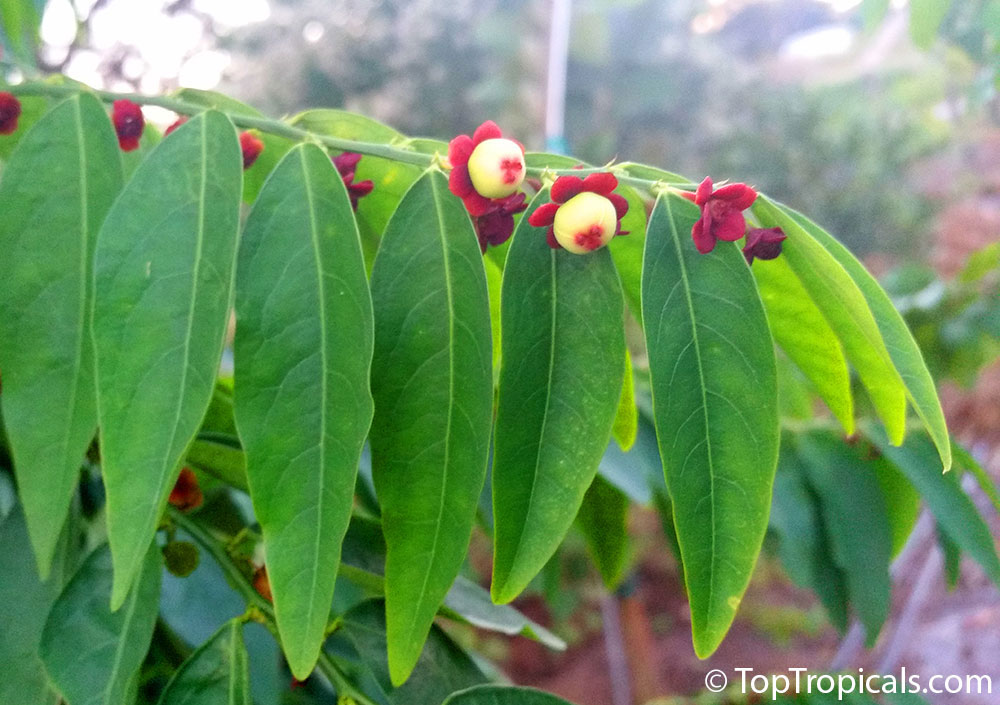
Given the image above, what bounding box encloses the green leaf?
[0,93,122,576]
[41,543,162,705]
[290,109,421,268]
[937,522,961,590]
[234,143,373,679]
[440,577,566,651]
[872,454,921,557]
[796,433,892,645]
[491,191,626,604]
[641,193,778,657]
[952,439,1000,514]
[157,619,250,705]
[608,184,648,322]
[752,197,907,446]
[770,451,849,632]
[185,435,247,491]
[752,254,854,434]
[324,599,486,705]
[92,110,242,609]
[611,351,638,451]
[576,475,630,589]
[368,170,493,685]
[866,425,1000,589]
[172,88,296,203]
[781,205,951,470]
[339,516,565,650]
[910,0,953,48]
[0,0,40,65]
[443,685,578,705]
[617,162,695,186]
[0,505,73,705]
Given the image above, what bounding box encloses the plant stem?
[7,81,694,193]
[168,508,380,705]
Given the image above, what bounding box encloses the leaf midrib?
[663,195,718,627]
[398,174,457,648]
[295,146,329,659]
[499,248,559,591]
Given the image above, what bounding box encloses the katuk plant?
[0,78,967,705]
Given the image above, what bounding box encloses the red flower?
[0,92,22,135]
[473,192,527,253]
[168,467,203,512]
[253,565,273,602]
[448,120,526,217]
[239,131,264,169]
[112,99,144,151]
[682,176,757,254]
[332,152,374,211]
[164,115,187,136]
[742,227,786,264]
[527,173,629,254]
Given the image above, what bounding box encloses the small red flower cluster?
[448,121,528,252]
[0,92,22,135]
[167,467,203,512]
[112,99,144,151]
[332,152,375,211]
[528,173,629,253]
[683,176,785,263]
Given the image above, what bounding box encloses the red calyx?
[112,99,145,151]
[239,131,264,169]
[168,467,204,512]
[0,92,22,135]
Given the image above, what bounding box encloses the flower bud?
[552,191,618,254]
[466,137,525,199]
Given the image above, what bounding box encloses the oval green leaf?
[0,93,122,577]
[157,620,250,705]
[752,196,907,446]
[576,475,630,589]
[92,110,242,609]
[234,143,374,679]
[641,193,779,658]
[368,170,493,685]
[781,204,951,470]
[40,543,162,705]
[491,191,626,604]
[752,254,854,434]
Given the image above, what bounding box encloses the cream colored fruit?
[466,138,525,198]
[552,192,617,254]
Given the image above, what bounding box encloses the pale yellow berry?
[466,138,525,198]
[553,192,617,254]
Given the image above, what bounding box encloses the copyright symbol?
[705,669,728,693]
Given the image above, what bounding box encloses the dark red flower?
[448,120,526,217]
[112,99,144,151]
[682,176,757,254]
[473,192,527,253]
[168,467,203,512]
[164,115,187,136]
[527,173,629,254]
[742,227,786,264]
[239,131,264,169]
[332,152,374,211]
[0,92,22,135]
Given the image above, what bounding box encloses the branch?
[6,81,694,193]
